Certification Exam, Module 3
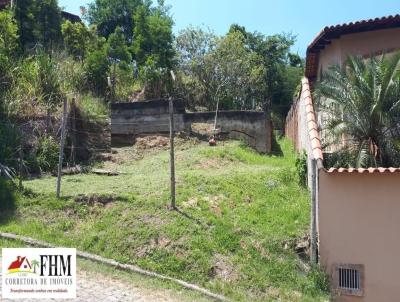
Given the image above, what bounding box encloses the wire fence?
[3,101,263,201]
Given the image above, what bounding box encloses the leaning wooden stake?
[310,158,318,264]
[70,98,77,166]
[56,98,68,199]
[18,142,23,190]
[169,97,176,209]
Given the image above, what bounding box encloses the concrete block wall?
[185,111,272,153]
[111,100,272,153]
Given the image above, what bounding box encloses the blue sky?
[59,0,400,56]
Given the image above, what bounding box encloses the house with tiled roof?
[306,15,400,82]
[308,15,400,152]
[286,15,400,302]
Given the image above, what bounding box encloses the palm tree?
[31,259,40,274]
[315,53,400,168]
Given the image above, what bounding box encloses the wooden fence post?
[70,98,77,166]
[310,158,318,264]
[18,141,23,191]
[169,97,176,209]
[56,98,68,199]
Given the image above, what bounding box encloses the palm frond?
[316,52,400,167]
[0,163,15,180]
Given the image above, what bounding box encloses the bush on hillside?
[0,177,16,211]
[0,120,20,172]
[85,49,110,95]
[295,151,307,187]
[36,136,59,173]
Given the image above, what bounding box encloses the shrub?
[139,55,169,99]
[85,49,110,95]
[2,57,37,116]
[35,52,64,112]
[78,94,108,120]
[58,55,86,94]
[0,120,20,171]
[303,267,330,296]
[295,151,307,187]
[0,177,16,211]
[114,63,139,101]
[36,136,59,172]
[61,20,91,61]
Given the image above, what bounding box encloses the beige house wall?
[318,170,400,302]
[315,27,400,151]
[317,27,400,80]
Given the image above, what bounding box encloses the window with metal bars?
[339,268,360,290]
[334,264,364,296]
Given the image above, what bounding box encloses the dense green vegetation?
[0,139,329,301]
[175,24,303,116]
[0,2,317,299]
[0,0,303,178]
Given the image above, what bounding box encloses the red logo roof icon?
[8,256,32,270]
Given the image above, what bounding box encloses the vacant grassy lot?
[0,138,329,301]
[0,237,213,302]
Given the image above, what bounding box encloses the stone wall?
[111,100,272,153]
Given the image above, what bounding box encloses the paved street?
[0,260,182,302]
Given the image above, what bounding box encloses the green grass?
[0,238,213,302]
[77,94,109,121]
[0,139,330,301]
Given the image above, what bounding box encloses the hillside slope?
[0,139,329,301]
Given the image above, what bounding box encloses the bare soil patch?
[209,254,239,282]
[136,135,170,150]
[74,194,116,207]
[195,158,230,169]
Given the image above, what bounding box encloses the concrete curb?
[0,232,230,302]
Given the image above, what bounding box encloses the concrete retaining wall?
[111,100,272,153]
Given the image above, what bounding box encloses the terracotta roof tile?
[302,78,324,162]
[300,78,400,173]
[306,14,400,79]
[327,167,400,173]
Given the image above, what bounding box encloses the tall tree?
[84,48,110,95]
[0,9,18,67]
[62,20,91,61]
[175,26,217,108]
[15,0,62,51]
[132,2,174,99]
[229,25,303,115]
[146,3,174,68]
[204,31,266,110]
[178,24,302,116]
[132,4,151,65]
[106,26,132,63]
[36,0,62,50]
[86,0,143,41]
[14,0,36,49]
[175,28,265,110]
